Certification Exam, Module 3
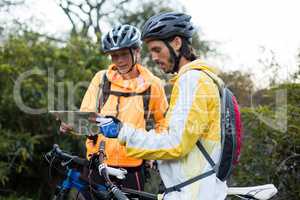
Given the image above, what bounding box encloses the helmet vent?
[101,24,141,53]
[106,36,112,44]
[149,25,166,33]
[174,13,184,17]
[174,24,186,28]
[160,16,176,21]
[113,36,118,43]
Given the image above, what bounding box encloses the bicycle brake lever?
[61,158,74,167]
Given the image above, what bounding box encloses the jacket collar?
[169,59,222,85]
[106,64,153,93]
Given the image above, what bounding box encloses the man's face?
[146,40,173,73]
[109,48,134,74]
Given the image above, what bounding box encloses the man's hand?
[96,116,122,138]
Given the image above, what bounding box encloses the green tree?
[0,31,109,199]
[58,0,155,42]
[0,0,24,36]
[219,71,255,107]
[292,49,300,81]
[231,83,300,200]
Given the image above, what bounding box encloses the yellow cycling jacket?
[118,59,227,199]
[80,64,168,167]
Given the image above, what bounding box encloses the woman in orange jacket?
[62,24,168,191]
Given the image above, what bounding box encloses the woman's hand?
[59,122,74,134]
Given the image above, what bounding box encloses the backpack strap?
[164,169,215,195]
[164,141,217,195]
[96,71,111,113]
[142,86,151,128]
[96,71,153,128]
[105,87,152,122]
[196,141,216,168]
[164,69,222,195]
[197,69,224,98]
[106,89,149,97]
[192,69,223,167]
[89,71,109,144]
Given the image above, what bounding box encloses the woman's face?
[109,48,140,74]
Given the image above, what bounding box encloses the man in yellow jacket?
[61,24,168,191]
[96,13,228,199]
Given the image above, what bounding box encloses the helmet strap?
[163,40,181,73]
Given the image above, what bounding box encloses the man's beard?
[164,56,175,74]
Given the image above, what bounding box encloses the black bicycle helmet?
[141,12,194,41]
[102,24,142,53]
[142,12,195,73]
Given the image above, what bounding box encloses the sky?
[4,0,300,87]
[182,0,300,86]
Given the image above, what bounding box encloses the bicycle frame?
[53,168,109,200]
[45,143,129,200]
[45,144,278,200]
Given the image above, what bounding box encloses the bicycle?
[45,143,278,200]
[45,141,133,200]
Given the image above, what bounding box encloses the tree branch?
[59,1,77,34]
[33,32,67,43]
[57,0,133,39]
[0,0,24,8]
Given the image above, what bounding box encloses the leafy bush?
[0,32,109,199]
[230,84,300,200]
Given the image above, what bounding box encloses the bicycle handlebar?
[48,144,89,166]
[110,185,129,200]
[46,144,130,200]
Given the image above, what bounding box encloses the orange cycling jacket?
[80,64,168,167]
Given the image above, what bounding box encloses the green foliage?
[0,1,298,199]
[0,194,33,200]
[0,31,109,199]
[292,49,300,81]
[219,70,254,107]
[231,83,300,200]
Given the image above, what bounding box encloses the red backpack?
[196,70,243,181]
[215,86,243,180]
[165,70,243,194]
